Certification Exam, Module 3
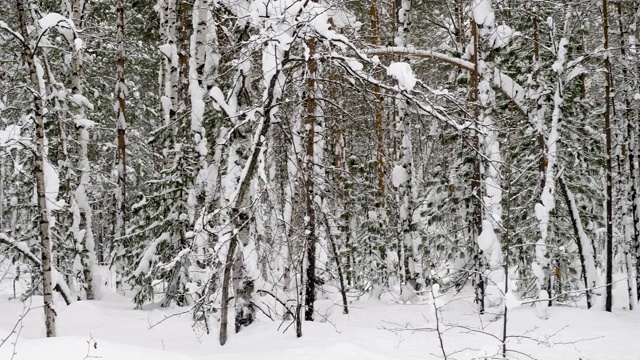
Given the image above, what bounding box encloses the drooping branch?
[364,46,474,71]
[0,233,73,306]
[362,46,527,115]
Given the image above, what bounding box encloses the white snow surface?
[74,38,83,51]
[38,13,76,44]
[392,165,409,187]
[473,0,494,27]
[0,125,25,149]
[2,282,640,360]
[31,158,64,212]
[490,24,517,49]
[387,62,417,91]
[39,13,75,33]
[69,94,94,111]
[0,21,23,42]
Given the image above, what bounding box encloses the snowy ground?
[1,267,640,359]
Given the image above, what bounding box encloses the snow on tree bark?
[392,0,424,293]
[472,0,505,314]
[188,0,216,266]
[217,0,297,342]
[68,0,97,301]
[532,3,575,315]
[16,0,57,337]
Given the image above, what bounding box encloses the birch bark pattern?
[70,0,96,300]
[393,0,423,292]
[16,0,56,337]
[472,0,505,315]
[158,0,179,161]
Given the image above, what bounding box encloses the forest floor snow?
[1,280,640,359]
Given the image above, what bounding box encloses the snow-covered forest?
[2,0,640,359]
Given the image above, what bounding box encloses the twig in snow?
[1,297,36,356]
[147,307,193,330]
[429,286,448,360]
[82,334,101,360]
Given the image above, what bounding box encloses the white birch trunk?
[17,0,57,336]
[393,0,423,293]
[188,0,215,257]
[472,0,505,313]
[68,0,97,300]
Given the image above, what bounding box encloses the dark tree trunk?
[602,0,614,313]
[304,37,318,322]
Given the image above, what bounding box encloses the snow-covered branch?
[0,233,73,305]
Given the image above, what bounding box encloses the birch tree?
[391,0,424,293]
[67,0,97,300]
[216,0,294,343]
[16,0,62,337]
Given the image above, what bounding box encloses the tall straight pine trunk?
[304,37,318,321]
[114,0,128,290]
[602,0,614,312]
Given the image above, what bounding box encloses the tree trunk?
[16,0,56,337]
[304,37,318,322]
[558,174,597,308]
[177,0,190,109]
[473,0,505,315]
[114,0,127,291]
[217,19,292,343]
[323,213,349,314]
[368,0,389,289]
[394,0,423,293]
[469,15,485,314]
[616,0,640,305]
[69,0,96,301]
[602,0,614,312]
[634,0,640,302]
[370,0,385,195]
[158,0,179,166]
[219,231,238,346]
[232,210,255,333]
